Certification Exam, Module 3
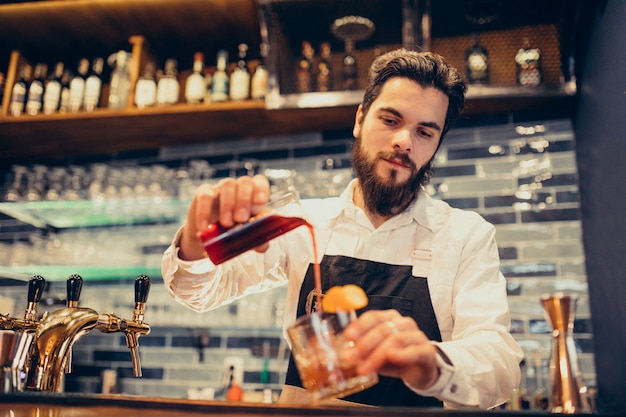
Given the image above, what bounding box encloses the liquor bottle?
[203,67,213,103]
[342,39,358,90]
[134,61,157,109]
[466,35,489,84]
[68,58,89,112]
[211,50,229,102]
[250,43,269,100]
[184,52,206,105]
[25,62,47,115]
[156,58,180,105]
[108,50,131,109]
[43,62,64,114]
[316,42,333,92]
[83,57,103,112]
[59,68,71,113]
[9,64,31,117]
[229,43,250,101]
[295,41,314,93]
[515,37,543,87]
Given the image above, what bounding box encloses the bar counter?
[0,392,573,417]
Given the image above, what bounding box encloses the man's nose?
[392,129,412,152]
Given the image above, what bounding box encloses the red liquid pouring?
[200,214,322,305]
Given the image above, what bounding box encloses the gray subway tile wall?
[0,118,593,401]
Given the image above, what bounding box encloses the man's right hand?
[178,175,271,261]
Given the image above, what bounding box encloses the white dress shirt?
[161,179,523,409]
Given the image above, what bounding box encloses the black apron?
[284,254,444,407]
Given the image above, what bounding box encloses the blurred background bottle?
[108,50,131,109]
[185,52,206,105]
[515,37,543,87]
[295,41,314,93]
[211,50,229,102]
[43,62,64,115]
[316,42,333,92]
[250,43,269,100]
[68,58,89,112]
[156,58,179,106]
[466,35,489,85]
[135,61,157,109]
[83,57,103,112]
[25,62,47,115]
[9,64,31,117]
[229,43,250,101]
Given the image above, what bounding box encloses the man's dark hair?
[360,49,467,141]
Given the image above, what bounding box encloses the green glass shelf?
[0,265,162,283]
[0,199,186,229]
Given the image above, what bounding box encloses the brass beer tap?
[1,275,46,331]
[25,274,152,392]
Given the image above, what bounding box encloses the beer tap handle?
[66,274,83,308]
[133,274,151,323]
[127,275,151,377]
[24,275,46,322]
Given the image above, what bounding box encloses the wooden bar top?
[0,393,550,417]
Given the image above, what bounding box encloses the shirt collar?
[333,179,441,232]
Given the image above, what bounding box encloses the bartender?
[161,48,523,408]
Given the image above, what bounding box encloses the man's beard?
[351,139,434,217]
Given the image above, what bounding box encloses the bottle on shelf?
[134,61,157,109]
[211,50,229,102]
[295,40,315,93]
[184,52,206,105]
[229,43,250,101]
[43,62,64,115]
[58,68,71,113]
[466,34,489,85]
[316,42,333,92]
[203,67,213,103]
[83,57,104,112]
[515,37,543,87]
[9,64,31,117]
[68,58,89,112]
[25,62,47,116]
[342,39,358,90]
[108,50,131,109]
[250,43,269,101]
[156,58,180,106]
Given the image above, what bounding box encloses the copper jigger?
[540,293,590,413]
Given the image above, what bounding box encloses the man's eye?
[418,129,433,138]
[380,116,396,125]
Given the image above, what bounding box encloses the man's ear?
[353,104,363,138]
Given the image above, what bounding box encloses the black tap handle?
[135,275,151,304]
[66,274,84,303]
[27,275,46,303]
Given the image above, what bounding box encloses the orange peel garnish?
[321,284,368,313]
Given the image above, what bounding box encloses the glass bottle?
[83,57,104,112]
[43,62,64,115]
[466,35,489,85]
[68,58,89,112]
[9,64,31,117]
[59,68,71,113]
[250,43,269,100]
[211,50,229,102]
[134,61,157,109]
[108,50,131,109]
[316,42,333,92]
[156,58,180,106]
[515,37,543,87]
[185,52,206,104]
[342,39,358,90]
[25,62,47,115]
[295,41,314,93]
[229,43,250,101]
[199,186,307,265]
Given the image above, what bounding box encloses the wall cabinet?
[0,0,575,163]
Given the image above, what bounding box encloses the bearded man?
[161,49,523,409]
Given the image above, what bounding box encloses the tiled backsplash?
[0,117,593,402]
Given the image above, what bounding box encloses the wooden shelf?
[0,85,575,162]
